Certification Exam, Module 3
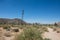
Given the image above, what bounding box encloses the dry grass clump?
[3,26,10,29]
[42,27,49,32]
[15,27,44,40]
[44,38,50,40]
[38,27,49,33]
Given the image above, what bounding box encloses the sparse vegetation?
[54,23,58,27]
[44,38,50,40]
[13,29,19,32]
[57,31,60,33]
[0,18,60,40]
[4,32,11,37]
[15,27,44,40]
[2,25,10,29]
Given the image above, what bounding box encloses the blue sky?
[0,0,60,24]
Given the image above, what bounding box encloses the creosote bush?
[15,27,43,40]
[57,31,60,33]
[44,38,50,40]
[3,26,10,29]
[13,29,19,32]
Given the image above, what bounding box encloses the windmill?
[21,10,24,25]
[21,10,24,20]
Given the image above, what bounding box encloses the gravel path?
[43,28,60,40]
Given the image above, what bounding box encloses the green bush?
[3,26,8,29]
[3,26,11,31]
[3,26,10,29]
[15,27,43,40]
[44,38,50,40]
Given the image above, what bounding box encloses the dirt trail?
[43,28,60,40]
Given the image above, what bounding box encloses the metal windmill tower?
[21,10,24,25]
[21,10,24,20]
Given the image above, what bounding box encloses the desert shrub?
[3,26,10,29]
[18,25,26,29]
[57,31,60,33]
[44,29,49,32]
[44,38,50,40]
[33,25,40,29]
[54,23,58,27]
[3,26,8,29]
[13,29,19,32]
[42,27,48,32]
[19,26,23,29]
[15,27,43,40]
[49,26,53,28]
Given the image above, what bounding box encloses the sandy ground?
[43,27,60,40]
[0,27,23,40]
[1,27,60,40]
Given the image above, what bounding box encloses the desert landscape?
[0,0,60,40]
[0,18,60,40]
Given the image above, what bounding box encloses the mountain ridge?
[0,18,26,25]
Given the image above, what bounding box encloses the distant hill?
[0,18,26,25]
